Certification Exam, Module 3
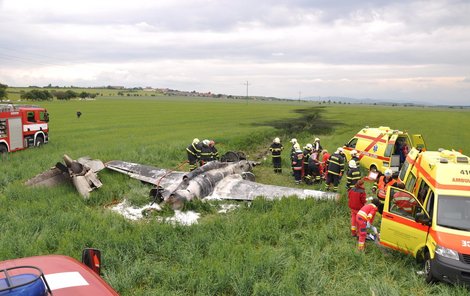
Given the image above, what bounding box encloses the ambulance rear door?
[412,134,426,150]
[385,134,400,173]
[380,186,430,255]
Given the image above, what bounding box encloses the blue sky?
[0,0,469,104]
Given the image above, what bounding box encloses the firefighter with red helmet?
[372,169,399,202]
[356,197,382,251]
[186,138,201,171]
[348,179,367,237]
[269,137,283,173]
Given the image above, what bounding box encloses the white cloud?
[0,0,469,104]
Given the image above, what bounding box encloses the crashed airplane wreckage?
[25,154,104,198]
[105,157,340,209]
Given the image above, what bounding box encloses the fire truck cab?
[379,147,470,285]
[343,126,426,174]
[0,104,49,153]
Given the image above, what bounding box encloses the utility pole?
[298,91,301,103]
[243,81,251,104]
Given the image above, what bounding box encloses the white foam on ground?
[218,204,239,213]
[110,200,200,225]
[110,200,162,221]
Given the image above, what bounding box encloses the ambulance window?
[426,191,435,219]
[405,172,416,192]
[399,160,410,181]
[389,188,418,219]
[27,112,36,122]
[417,181,430,204]
[346,138,357,148]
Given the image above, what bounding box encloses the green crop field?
[1,95,470,295]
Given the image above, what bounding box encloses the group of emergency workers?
[269,136,406,252]
[186,138,219,171]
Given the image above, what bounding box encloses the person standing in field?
[319,149,330,180]
[350,149,360,167]
[324,148,345,192]
[356,198,382,251]
[346,159,361,190]
[303,143,313,184]
[269,137,283,173]
[186,138,201,171]
[372,169,399,202]
[308,149,321,184]
[76,111,82,118]
[348,179,367,237]
[292,147,304,184]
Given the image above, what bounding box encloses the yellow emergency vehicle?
[379,147,470,285]
[343,126,426,174]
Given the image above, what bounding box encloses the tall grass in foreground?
[0,97,469,295]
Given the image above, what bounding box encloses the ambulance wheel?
[424,251,436,284]
[370,165,378,172]
[35,137,44,147]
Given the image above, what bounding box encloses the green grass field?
[1,95,470,295]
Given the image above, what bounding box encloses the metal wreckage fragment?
[25,154,104,198]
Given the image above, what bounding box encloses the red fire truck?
[0,104,49,153]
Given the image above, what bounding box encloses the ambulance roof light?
[456,157,468,164]
[440,158,449,164]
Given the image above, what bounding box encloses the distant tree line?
[20,89,97,101]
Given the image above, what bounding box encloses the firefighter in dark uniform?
[269,137,283,173]
[186,138,201,171]
[199,139,212,166]
[292,147,304,184]
[209,140,219,161]
[325,148,345,192]
[346,159,361,190]
[350,149,360,167]
[303,143,313,184]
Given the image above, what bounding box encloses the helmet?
[338,147,344,153]
[351,149,357,156]
[384,169,393,177]
[306,143,313,150]
[202,139,210,146]
[314,138,320,142]
[348,159,357,168]
[290,138,297,144]
[192,138,200,145]
[273,137,280,144]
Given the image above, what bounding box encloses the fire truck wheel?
[35,137,44,147]
[0,145,7,154]
[424,251,436,284]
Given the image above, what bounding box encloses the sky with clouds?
[0,0,469,104]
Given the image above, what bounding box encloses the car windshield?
[437,195,470,231]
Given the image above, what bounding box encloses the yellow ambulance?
[379,147,470,285]
[343,126,426,174]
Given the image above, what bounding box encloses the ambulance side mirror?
[82,248,101,275]
[415,213,431,226]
